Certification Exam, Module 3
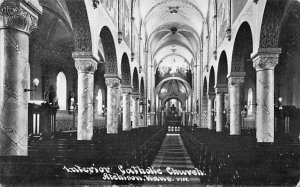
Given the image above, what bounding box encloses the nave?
[1,125,299,186]
[1,0,300,186]
[144,134,200,186]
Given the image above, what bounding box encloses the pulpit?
[28,102,58,135]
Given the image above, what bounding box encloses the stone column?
[132,93,140,129]
[140,97,146,128]
[73,52,97,140]
[105,77,120,134]
[122,87,132,131]
[228,73,245,135]
[207,93,215,130]
[0,0,42,156]
[202,96,208,128]
[252,48,281,142]
[182,107,186,126]
[215,85,227,132]
[161,107,164,126]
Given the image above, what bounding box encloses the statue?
[44,85,59,108]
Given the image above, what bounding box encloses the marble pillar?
[161,108,164,126]
[73,52,97,140]
[182,108,186,126]
[252,48,281,142]
[132,93,140,129]
[202,96,208,128]
[215,85,227,132]
[122,87,132,131]
[207,93,215,130]
[139,97,146,128]
[228,74,245,135]
[0,0,42,156]
[105,77,120,134]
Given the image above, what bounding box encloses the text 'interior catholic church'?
[0,0,299,186]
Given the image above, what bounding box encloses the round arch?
[259,0,288,49]
[100,26,118,75]
[208,67,215,93]
[162,97,186,109]
[216,51,228,85]
[231,22,254,74]
[121,53,131,86]
[155,77,192,96]
[65,0,92,52]
[203,77,208,95]
[132,68,139,93]
[140,77,145,97]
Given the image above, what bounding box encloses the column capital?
[121,86,132,94]
[227,72,246,79]
[228,76,244,86]
[105,77,120,88]
[215,84,228,94]
[73,52,98,73]
[132,93,140,99]
[207,92,215,99]
[251,48,281,71]
[0,0,42,34]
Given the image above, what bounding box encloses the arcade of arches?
[0,0,300,186]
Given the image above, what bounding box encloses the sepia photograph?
[0,0,299,186]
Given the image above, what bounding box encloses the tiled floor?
[143,133,202,186]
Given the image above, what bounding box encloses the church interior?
[0,0,300,186]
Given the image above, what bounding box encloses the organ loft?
[0,0,299,186]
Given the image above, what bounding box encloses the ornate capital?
[105,78,120,88]
[207,92,215,99]
[73,52,97,73]
[0,0,42,34]
[252,48,281,71]
[122,86,132,94]
[215,84,228,94]
[228,76,244,87]
[132,93,140,100]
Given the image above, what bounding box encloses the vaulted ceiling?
[138,0,208,89]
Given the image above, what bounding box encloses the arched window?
[56,72,67,110]
[247,88,253,115]
[96,89,103,114]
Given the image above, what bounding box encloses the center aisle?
[143,133,201,186]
